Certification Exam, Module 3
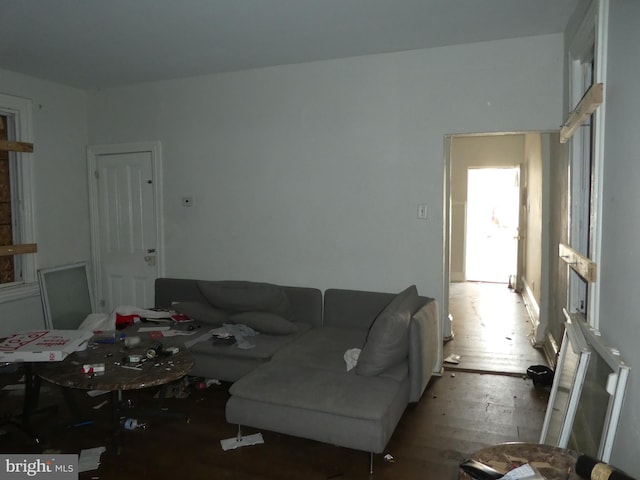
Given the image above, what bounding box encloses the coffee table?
[35,336,194,448]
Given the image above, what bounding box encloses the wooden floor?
[1,287,550,479]
[444,282,549,375]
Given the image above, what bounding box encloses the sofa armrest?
[408,298,440,403]
[155,278,209,308]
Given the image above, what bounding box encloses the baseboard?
[450,272,465,282]
[520,280,541,336]
[521,281,558,365]
[542,331,559,369]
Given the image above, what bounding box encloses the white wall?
[598,0,640,475]
[523,133,543,305]
[0,69,89,335]
[87,34,564,310]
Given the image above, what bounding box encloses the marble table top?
[35,333,194,391]
[460,442,580,480]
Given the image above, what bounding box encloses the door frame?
[87,141,165,313]
[443,133,537,342]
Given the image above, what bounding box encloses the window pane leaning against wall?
[0,93,38,302]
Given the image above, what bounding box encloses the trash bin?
[526,365,554,388]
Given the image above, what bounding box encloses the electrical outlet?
[417,204,428,219]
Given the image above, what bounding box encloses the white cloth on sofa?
[214,323,260,349]
[344,348,361,371]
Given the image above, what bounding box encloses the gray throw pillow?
[231,312,298,335]
[197,281,294,320]
[355,285,419,376]
[173,301,229,326]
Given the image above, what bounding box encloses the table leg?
[1,363,56,445]
[22,363,40,424]
[109,390,123,453]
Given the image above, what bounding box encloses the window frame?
[566,0,608,330]
[0,93,39,303]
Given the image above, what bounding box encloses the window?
[0,93,38,302]
[566,0,608,329]
[0,114,17,282]
[568,52,594,317]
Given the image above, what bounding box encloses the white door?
[465,167,520,283]
[88,142,163,312]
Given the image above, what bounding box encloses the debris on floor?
[78,446,106,472]
[92,399,109,410]
[194,378,221,390]
[156,376,221,399]
[123,418,147,430]
[220,432,264,451]
[444,354,461,364]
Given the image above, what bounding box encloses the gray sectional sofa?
[154,278,440,466]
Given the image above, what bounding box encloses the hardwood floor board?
[445,282,548,375]
[0,370,548,480]
[404,411,536,443]
[394,372,548,454]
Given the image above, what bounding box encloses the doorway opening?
[465,167,520,284]
[443,132,553,375]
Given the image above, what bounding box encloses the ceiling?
[0,0,579,90]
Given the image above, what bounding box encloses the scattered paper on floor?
[444,354,461,364]
[78,446,106,472]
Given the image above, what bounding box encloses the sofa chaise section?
[226,362,410,454]
[226,287,440,456]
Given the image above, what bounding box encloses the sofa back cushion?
[355,285,420,376]
[323,289,394,330]
[231,312,298,335]
[154,278,323,328]
[197,280,294,320]
[173,301,230,326]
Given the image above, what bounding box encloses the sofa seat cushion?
[355,285,420,376]
[274,327,366,370]
[190,323,311,361]
[197,280,293,320]
[229,362,403,421]
[274,327,408,382]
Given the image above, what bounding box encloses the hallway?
[444,282,548,376]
